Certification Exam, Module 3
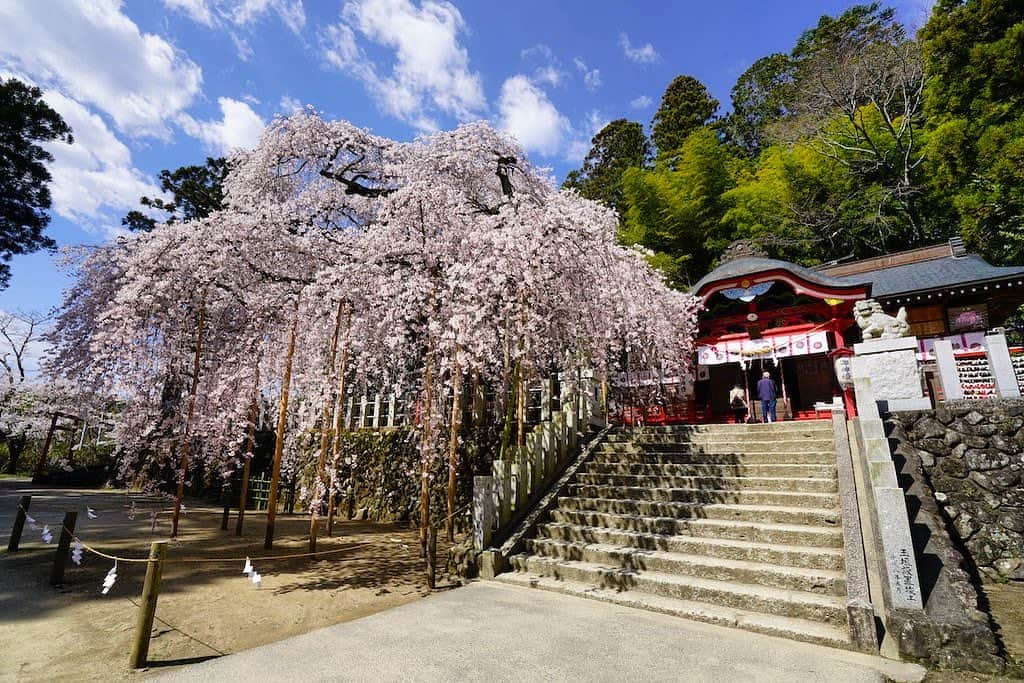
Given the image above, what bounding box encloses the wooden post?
[446,348,463,542]
[425,525,437,590]
[311,300,344,553]
[49,511,78,585]
[8,495,31,552]
[220,484,230,530]
[265,299,300,550]
[31,413,60,483]
[326,319,350,537]
[236,370,260,536]
[129,541,167,669]
[419,345,435,557]
[172,303,207,539]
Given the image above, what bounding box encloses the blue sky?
[0,0,934,315]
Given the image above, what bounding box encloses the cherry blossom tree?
[48,110,703,550]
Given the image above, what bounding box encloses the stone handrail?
[472,371,600,553]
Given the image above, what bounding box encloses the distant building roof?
[818,240,1024,298]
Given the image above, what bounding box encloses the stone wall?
[889,400,1024,582]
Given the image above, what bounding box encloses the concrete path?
[160,581,925,682]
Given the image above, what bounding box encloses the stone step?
[494,572,853,651]
[601,438,836,453]
[525,538,847,595]
[547,510,844,547]
[509,555,849,627]
[615,431,835,444]
[590,450,835,465]
[625,422,833,435]
[556,497,842,527]
[567,484,838,509]
[535,522,845,570]
[584,461,837,479]
[575,472,838,493]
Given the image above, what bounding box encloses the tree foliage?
[122,157,227,232]
[0,78,72,288]
[921,0,1024,264]
[723,53,795,158]
[563,119,650,220]
[651,75,719,157]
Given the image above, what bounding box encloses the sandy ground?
[0,478,448,682]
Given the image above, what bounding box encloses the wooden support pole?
[8,495,31,552]
[425,525,437,590]
[326,325,349,537]
[31,413,60,483]
[129,541,167,669]
[49,511,78,585]
[172,303,207,539]
[220,486,230,530]
[311,300,344,553]
[419,346,435,557]
[265,299,300,550]
[446,348,463,542]
[235,369,260,536]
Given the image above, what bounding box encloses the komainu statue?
[854,299,910,340]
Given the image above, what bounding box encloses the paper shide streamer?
[41,525,53,544]
[101,562,117,595]
[87,507,98,520]
[242,556,261,588]
[71,540,84,566]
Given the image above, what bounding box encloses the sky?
[0,0,936,317]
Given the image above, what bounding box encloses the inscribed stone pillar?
[985,332,1021,398]
[933,339,963,401]
[852,337,930,412]
[472,476,495,550]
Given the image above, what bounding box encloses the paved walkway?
[160,581,925,682]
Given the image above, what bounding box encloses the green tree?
[0,78,72,288]
[621,128,734,285]
[563,119,651,220]
[723,53,796,157]
[650,75,719,157]
[921,0,1024,264]
[122,157,227,231]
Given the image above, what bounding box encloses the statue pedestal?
[852,337,931,412]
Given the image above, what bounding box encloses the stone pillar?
[984,331,1021,398]
[852,376,924,612]
[552,411,568,464]
[538,422,554,481]
[387,394,397,427]
[472,475,495,550]
[540,377,554,422]
[852,336,931,412]
[492,459,513,525]
[933,339,963,401]
[565,405,579,451]
[359,395,369,428]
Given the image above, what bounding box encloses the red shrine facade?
[690,256,867,422]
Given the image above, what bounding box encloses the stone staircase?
[495,420,855,649]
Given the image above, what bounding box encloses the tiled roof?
[832,253,1024,298]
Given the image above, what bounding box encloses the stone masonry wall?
[889,399,1024,582]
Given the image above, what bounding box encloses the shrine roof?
[692,256,869,299]
[831,253,1024,298]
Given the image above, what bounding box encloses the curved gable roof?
[692,256,870,301]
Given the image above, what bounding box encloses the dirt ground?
[0,478,451,682]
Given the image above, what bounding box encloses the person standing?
[756,371,778,423]
[728,383,747,424]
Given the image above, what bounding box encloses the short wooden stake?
[426,525,437,590]
[49,511,78,585]
[129,541,168,669]
[8,495,31,552]
[220,485,230,531]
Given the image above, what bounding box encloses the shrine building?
[689,239,1024,423]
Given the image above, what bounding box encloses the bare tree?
[0,311,51,473]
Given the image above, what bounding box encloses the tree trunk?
[265,297,301,550]
[171,303,206,539]
[310,300,344,552]
[31,414,60,483]
[446,347,463,541]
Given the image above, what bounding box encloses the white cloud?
[231,32,255,61]
[179,97,266,154]
[321,0,485,131]
[619,33,660,64]
[164,0,306,34]
[564,110,609,163]
[0,0,203,139]
[497,75,570,157]
[278,95,303,114]
[522,44,566,87]
[630,95,653,110]
[574,58,601,91]
[40,92,164,236]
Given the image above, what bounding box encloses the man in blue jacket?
[756,371,778,423]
